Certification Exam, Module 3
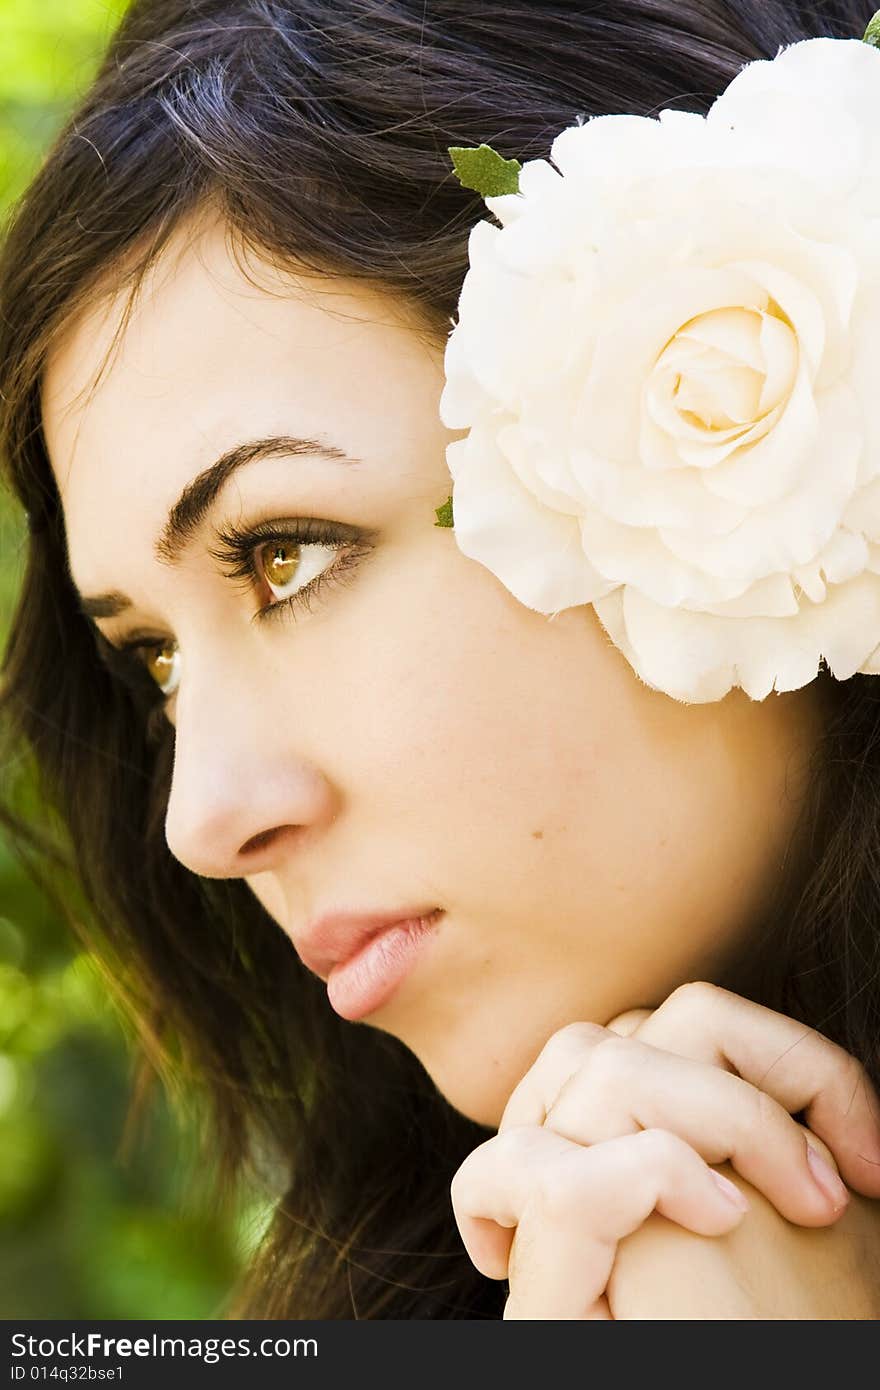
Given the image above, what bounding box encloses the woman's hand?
[449,983,880,1318]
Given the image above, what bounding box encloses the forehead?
[40,212,446,574]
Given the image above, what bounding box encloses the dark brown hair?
[2,0,879,1318]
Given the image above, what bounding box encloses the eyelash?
[208,515,374,622]
[100,516,375,713]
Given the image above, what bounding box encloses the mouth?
[324,909,446,1021]
[294,905,445,982]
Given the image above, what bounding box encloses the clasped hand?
[450,983,880,1319]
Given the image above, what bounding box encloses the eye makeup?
[91,514,379,708]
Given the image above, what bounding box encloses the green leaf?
[434,497,454,528]
[864,10,880,46]
[448,144,521,198]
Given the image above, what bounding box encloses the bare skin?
[40,209,878,1316]
[454,994,880,1318]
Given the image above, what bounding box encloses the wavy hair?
[1,0,879,1318]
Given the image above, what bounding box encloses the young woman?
[1,0,880,1319]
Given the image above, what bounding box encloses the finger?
[500,1022,848,1226]
[450,1125,748,1320]
[605,1008,652,1037]
[632,983,880,1197]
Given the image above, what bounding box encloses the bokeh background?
[0,0,270,1318]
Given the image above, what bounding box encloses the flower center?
[646,303,798,467]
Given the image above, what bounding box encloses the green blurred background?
[0,0,269,1318]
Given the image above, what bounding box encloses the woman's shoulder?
[607,1159,880,1320]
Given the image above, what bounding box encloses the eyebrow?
[77,434,359,621]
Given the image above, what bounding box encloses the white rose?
[439,36,880,703]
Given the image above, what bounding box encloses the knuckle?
[660,980,722,1023]
[793,1025,869,1098]
[449,1159,472,1207]
[548,1033,654,1130]
[541,1020,607,1064]
[636,1126,690,1171]
[606,1007,652,1037]
[449,1168,467,1216]
[578,1032,637,1094]
[484,1125,527,1169]
[653,978,722,1034]
[498,1074,533,1130]
[449,1135,495,1200]
[541,1033,638,1127]
[822,1045,878,1121]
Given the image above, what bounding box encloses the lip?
[325,909,445,1021]
[295,906,445,981]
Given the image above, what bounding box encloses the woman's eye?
[256,538,340,604]
[107,519,376,705]
[143,641,180,697]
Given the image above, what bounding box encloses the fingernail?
[712,1171,750,1212]
[806,1145,850,1210]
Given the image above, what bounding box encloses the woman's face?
[42,213,828,1128]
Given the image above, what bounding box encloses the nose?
[163,655,339,879]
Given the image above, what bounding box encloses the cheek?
[291,529,807,969]
[313,535,663,882]
[254,530,819,1124]
[318,535,606,798]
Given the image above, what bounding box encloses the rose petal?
[599,570,880,705]
[847,284,880,486]
[578,264,770,465]
[497,421,585,517]
[658,382,860,580]
[791,527,869,603]
[843,475,880,541]
[446,431,612,612]
[578,508,752,608]
[571,445,749,534]
[697,349,817,509]
[699,573,799,619]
